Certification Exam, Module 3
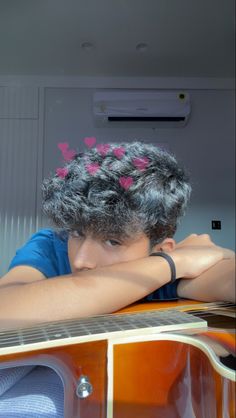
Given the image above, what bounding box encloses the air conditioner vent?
[108,116,186,122]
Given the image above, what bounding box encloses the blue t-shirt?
[8,229,178,300]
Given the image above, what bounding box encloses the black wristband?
[150,252,176,283]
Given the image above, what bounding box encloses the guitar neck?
[0,306,207,356]
[0,301,235,356]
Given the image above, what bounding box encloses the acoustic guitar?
[0,300,235,418]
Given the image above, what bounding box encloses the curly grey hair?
[42,141,191,247]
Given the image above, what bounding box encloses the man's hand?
[172,234,235,279]
[176,233,234,258]
[174,234,235,302]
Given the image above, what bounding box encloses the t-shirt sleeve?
[8,230,59,278]
[144,280,179,301]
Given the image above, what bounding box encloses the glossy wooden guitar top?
[0,299,235,418]
[112,300,236,418]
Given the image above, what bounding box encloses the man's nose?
[72,239,99,271]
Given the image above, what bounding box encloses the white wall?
[0,86,40,275]
[0,79,235,275]
[43,87,235,249]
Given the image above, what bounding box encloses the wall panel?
[0,86,39,276]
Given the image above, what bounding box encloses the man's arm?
[177,258,235,302]
[0,240,232,329]
[175,234,235,302]
[0,255,175,329]
[0,266,45,288]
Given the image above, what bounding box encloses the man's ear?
[152,238,176,253]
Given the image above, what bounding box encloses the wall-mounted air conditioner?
[93,90,191,127]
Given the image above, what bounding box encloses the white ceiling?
[0,0,235,78]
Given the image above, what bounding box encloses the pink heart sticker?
[119,176,133,190]
[84,137,97,148]
[96,143,110,157]
[58,142,69,152]
[133,157,149,171]
[56,167,69,178]
[86,163,100,175]
[62,149,77,161]
[113,147,126,159]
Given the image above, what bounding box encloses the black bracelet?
[150,252,176,283]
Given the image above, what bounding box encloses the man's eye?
[105,239,122,247]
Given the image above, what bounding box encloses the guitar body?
[0,340,108,418]
[112,337,235,418]
[0,300,235,418]
[112,300,236,418]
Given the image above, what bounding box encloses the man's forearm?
[177,258,235,302]
[1,243,233,329]
[0,256,173,329]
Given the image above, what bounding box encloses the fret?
[17,330,25,346]
[61,324,74,338]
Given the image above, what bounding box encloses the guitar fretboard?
[0,309,206,353]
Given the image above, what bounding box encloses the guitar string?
[1,304,229,334]
[0,311,199,341]
[0,301,235,339]
[0,305,235,346]
[0,322,234,347]
[0,311,208,343]
[1,300,234,334]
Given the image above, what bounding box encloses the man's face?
[68,231,153,273]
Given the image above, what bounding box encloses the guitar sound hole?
[220,354,236,371]
[198,312,235,329]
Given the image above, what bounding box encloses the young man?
[0,141,234,417]
[0,141,235,328]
